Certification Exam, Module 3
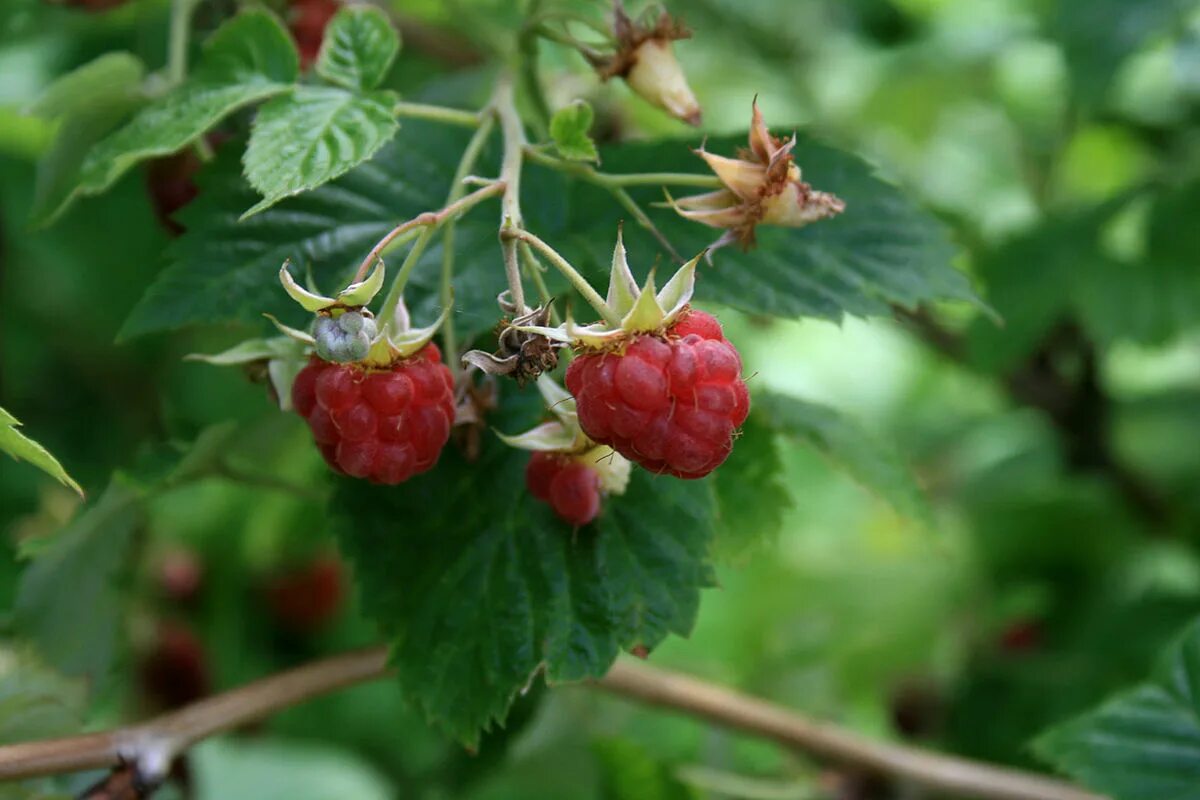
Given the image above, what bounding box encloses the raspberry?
[565,309,749,479]
[289,0,339,68]
[266,554,344,633]
[292,343,455,483]
[138,621,211,710]
[525,451,603,526]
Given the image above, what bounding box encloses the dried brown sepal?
[462,298,565,386]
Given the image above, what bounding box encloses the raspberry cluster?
[292,343,455,484]
[565,309,749,479]
[525,451,603,526]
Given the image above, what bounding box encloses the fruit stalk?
[495,74,529,315]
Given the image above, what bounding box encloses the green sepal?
[280,261,336,311]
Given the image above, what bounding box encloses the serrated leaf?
[120,123,505,341]
[26,53,146,226]
[561,134,978,322]
[711,409,790,560]
[74,10,298,207]
[123,125,969,343]
[332,391,717,745]
[0,406,83,497]
[316,5,401,91]
[241,86,399,217]
[14,480,142,682]
[756,392,931,526]
[550,100,599,162]
[1034,616,1200,799]
[0,648,88,745]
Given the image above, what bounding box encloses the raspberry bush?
[6,1,1196,798]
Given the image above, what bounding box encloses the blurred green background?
[2,0,1200,797]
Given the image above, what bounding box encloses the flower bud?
[585,3,702,126]
[624,38,701,126]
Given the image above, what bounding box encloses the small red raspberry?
[292,343,455,483]
[265,554,344,633]
[289,0,339,68]
[565,309,749,479]
[525,451,603,526]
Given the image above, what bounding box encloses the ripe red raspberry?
[289,0,339,68]
[266,554,344,633]
[526,451,603,526]
[565,308,749,479]
[291,343,455,483]
[138,621,211,711]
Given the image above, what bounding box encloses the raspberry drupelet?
[565,308,749,479]
[291,343,455,484]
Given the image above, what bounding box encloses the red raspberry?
[138,621,211,711]
[289,0,340,69]
[525,451,603,526]
[565,309,749,479]
[266,554,344,633]
[291,343,455,483]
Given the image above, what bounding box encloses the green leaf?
[1034,616,1200,799]
[120,122,504,341]
[192,738,393,800]
[26,53,147,226]
[1082,180,1200,345]
[756,392,931,526]
[0,648,87,745]
[124,125,969,342]
[332,392,717,745]
[26,52,144,119]
[550,100,599,162]
[241,86,398,217]
[14,480,142,682]
[0,406,83,497]
[565,134,978,322]
[75,10,298,204]
[1055,0,1191,106]
[593,738,694,800]
[710,408,790,560]
[315,5,401,91]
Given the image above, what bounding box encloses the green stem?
[524,148,723,189]
[520,242,559,324]
[506,229,620,326]
[523,147,687,260]
[393,101,482,128]
[377,118,500,326]
[496,75,530,314]
[437,114,496,369]
[167,0,201,86]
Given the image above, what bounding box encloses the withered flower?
[462,294,566,386]
[670,101,846,250]
[586,1,702,126]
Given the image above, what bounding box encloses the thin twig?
[496,74,529,314]
[597,660,1104,800]
[501,228,619,325]
[353,181,505,283]
[392,101,482,128]
[523,147,694,260]
[0,651,1101,800]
